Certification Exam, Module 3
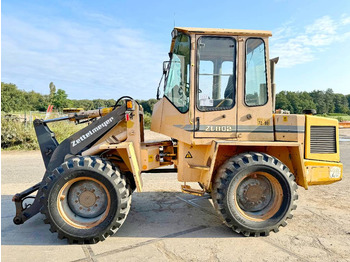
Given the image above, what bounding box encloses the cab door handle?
[195,117,200,131]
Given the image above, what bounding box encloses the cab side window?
[197,36,236,111]
[245,38,268,106]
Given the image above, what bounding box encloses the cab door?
[236,37,274,141]
[194,35,237,138]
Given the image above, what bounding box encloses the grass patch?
[318,114,350,122]
[327,113,350,116]
[326,115,350,122]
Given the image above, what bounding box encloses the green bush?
[144,112,152,129]
[1,116,38,150]
[335,116,344,122]
[1,116,86,150]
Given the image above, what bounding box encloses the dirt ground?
[1,130,350,262]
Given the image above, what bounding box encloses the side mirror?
[157,61,170,100]
[163,61,170,74]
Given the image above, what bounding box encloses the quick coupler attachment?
[12,182,42,225]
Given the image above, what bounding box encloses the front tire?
[41,156,130,244]
[212,152,298,237]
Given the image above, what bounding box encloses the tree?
[138,98,158,114]
[334,93,349,114]
[276,91,292,112]
[310,90,327,114]
[286,92,302,113]
[93,99,107,109]
[105,99,116,107]
[49,82,56,103]
[25,90,49,111]
[1,82,30,112]
[297,92,316,113]
[71,99,94,110]
[52,89,69,110]
[324,89,335,114]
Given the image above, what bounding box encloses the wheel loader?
[13,27,343,243]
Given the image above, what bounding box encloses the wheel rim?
[57,177,111,229]
[234,172,283,222]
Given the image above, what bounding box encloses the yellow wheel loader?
[13,28,343,243]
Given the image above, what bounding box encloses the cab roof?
[175,27,272,37]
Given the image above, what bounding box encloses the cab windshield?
[164,33,190,113]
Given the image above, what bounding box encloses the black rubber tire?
[212,152,298,237]
[40,156,130,244]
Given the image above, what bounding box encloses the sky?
[2,0,350,100]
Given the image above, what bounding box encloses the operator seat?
[204,75,235,109]
[213,75,234,108]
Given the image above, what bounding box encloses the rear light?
[125,113,130,121]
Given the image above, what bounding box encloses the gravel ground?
[1,130,350,262]
[340,128,350,140]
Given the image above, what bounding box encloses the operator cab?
[152,27,274,143]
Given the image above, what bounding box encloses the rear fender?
[203,142,308,190]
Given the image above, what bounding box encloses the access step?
[181,185,205,196]
[187,164,210,171]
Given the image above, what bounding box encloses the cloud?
[341,14,350,25]
[270,15,350,68]
[2,13,168,99]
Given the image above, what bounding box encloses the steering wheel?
[216,89,234,108]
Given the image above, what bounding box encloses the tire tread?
[211,152,298,237]
[40,156,130,244]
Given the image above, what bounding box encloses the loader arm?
[13,104,127,225]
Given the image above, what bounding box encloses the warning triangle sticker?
[185,151,193,158]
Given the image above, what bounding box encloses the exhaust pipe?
[270,57,279,113]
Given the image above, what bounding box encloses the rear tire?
[212,152,297,236]
[40,156,130,244]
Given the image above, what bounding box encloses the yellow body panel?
[304,159,343,185]
[110,142,143,192]
[175,27,272,37]
[305,115,340,162]
[140,146,160,171]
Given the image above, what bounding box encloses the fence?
[2,111,64,126]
